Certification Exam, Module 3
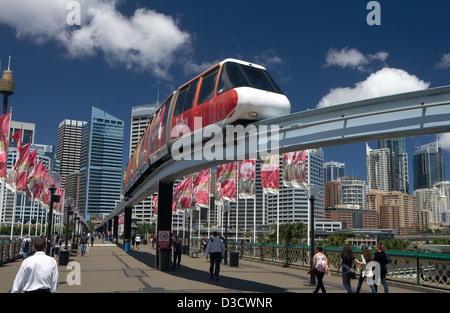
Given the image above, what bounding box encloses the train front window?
[217,62,283,95]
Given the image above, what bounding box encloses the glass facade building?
[79,107,124,220]
[413,142,445,191]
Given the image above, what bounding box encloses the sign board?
[157,230,171,249]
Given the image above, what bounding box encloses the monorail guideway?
[101,76,450,270]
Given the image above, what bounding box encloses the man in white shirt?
[206,232,225,281]
[11,237,59,293]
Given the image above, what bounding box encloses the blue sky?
[0,0,449,193]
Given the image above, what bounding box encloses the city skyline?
[0,1,449,191]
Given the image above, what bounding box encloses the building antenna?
[7,56,11,71]
[157,90,160,106]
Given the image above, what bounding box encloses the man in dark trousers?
[206,232,225,281]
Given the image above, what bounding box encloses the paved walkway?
[1,241,447,294]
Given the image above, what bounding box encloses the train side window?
[173,88,188,117]
[160,95,172,128]
[183,79,199,111]
[198,69,219,104]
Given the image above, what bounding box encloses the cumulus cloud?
[325,47,388,72]
[0,0,191,79]
[435,53,450,69]
[438,133,450,152]
[317,67,430,108]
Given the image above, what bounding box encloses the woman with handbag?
[337,244,355,293]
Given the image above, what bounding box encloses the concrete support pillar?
[156,181,173,271]
[113,216,119,243]
[123,206,132,251]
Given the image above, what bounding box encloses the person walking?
[90,234,95,247]
[374,243,390,293]
[355,245,376,293]
[337,244,355,293]
[135,234,141,249]
[79,232,88,257]
[172,236,182,269]
[312,245,331,293]
[206,232,225,281]
[53,234,61,261]
[11,237,59,293]
[21,234,31,259]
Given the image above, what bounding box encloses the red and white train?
[122,58,291,197]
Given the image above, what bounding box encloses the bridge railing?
[0,237,41,265]
[188,239,450,291]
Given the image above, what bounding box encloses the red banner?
[193,169,210,208]
[173,177,192,210]
[220,162,237,203]
[239,160,256,199]
[0,112,11,178]
[152,195,158,215]
[16,143,31,192]
[261,155,280,195]
[282,151,307,188]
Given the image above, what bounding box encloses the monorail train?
[122,58,291,197]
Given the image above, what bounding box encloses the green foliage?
[379,238,410,251]
[432,238,450,245]
[265,223,307,245]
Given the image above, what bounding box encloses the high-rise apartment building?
[413,142,445,190]
[366,143,391,191]
[338,176,369,210]
[324,181,340,208]
[378,138,409,194]
[79,107,124,220]
[57,119,87,187]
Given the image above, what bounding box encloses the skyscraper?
[79,107,124,220]
[57,119,87,187]
[324,161,345,183]
[413,142,445,190]
[378,138,409,194]
[129,105,156,223]
[366,143,390,191]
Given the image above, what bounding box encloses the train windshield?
[217,62,284,95]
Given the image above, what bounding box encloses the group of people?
[312,243,391,293]
[171,232,225,281]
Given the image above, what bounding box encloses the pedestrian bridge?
[1,240,447,295]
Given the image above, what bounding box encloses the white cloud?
[317,67,430,108]
[0,0,191,79]
[325,47,389,71]
[436,53,450,69]
[438,133,450,152]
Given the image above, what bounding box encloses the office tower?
[324,161,345,183]
[79,107,124,220]
[413,142,445,190]
[129,105,157,223]
[366,143,390,191]
[378,138,409,194]
[57,119,87,187]
[338,176,369,210]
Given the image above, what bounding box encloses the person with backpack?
[21,234,31,259]
[312,245,331,293]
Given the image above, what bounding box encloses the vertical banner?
[238,160,256,199]
[193,169,210,208]
[152,195,158,216]
[261,154,280,195]
[215,165,224,205]
[220,162,237,203]
[282,150,307,188]
[173,177,192,210]
[0,112,11,179]
[16,143,31,193]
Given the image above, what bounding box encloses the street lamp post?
[223,201,230,265]
[307,184,320,286]
[59,197,74,265]
[44,172,62,256]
